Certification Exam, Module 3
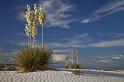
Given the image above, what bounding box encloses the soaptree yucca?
[16,47,53,72]
[65,49,81,69]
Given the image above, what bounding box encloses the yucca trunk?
[71,49,74,64]
[29,34,32,47]
[28,36,30,46]
[71,55,73,64]
[65,61,68,69]
[33,38,37,48]
[76,50,79,64]
[65,57,68,66]
[65,61,68,66]
[76,56,78,64]
[41,24,44,48]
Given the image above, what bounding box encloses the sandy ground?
[0,70,124,82]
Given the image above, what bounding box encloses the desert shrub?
[67,63,81,69]
[16,47,53,72]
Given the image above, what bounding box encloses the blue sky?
[0,0,124,69]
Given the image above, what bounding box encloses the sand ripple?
[0,71,124,82]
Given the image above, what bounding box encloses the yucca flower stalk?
[25,4,39,48]
[39,4,46,49]
[25,5,30,46]
[29,10,35,48]
[24,24,30,46]
[31,4,39,47]
[71,49,74,64]
[75,50,79,64]
[65,56,69,67]
[25,5,34,47]
[31,26,37,47]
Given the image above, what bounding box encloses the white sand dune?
[0,71,124,82]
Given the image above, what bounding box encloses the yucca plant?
[15,47,53,72]
[65,50,82,69]
[67,63,81,69]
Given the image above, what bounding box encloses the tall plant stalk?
[25,5,33,47]
[65,56,69,66]
[71,49,74,64]
[39,4,46,49]
[75,50,79,64]
[32,4,39,48]
[32,37,36,47]
[27,35,29,46]
[42,24,44,48]
[29,34,32,47]
[25,4,39,48]
[25,24,31,47]
[25,3,46,48]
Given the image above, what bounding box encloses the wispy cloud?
[0,31,27,51]
[16,32,124,52]
[97,54,124,63]
[99,32,124,39]
[79,54,124,66]
[90,38,124,47]
[81,0,124,23]
[41,0,75,28]
[81,19,91,24]
[46,33,124,49]
[46,33,93,49]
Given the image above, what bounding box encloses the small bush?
[67,63,81,69]
[15,47,53,72]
